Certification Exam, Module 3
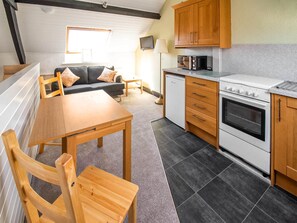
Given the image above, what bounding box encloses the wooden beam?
[4,0,17,10]
[3,0,26,64]
[15,0,161,20]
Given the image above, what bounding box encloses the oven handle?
[220,91,268,108]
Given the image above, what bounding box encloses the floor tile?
[193,146,233,175]
[161,156,170,170]
[159,141,190,167]
[159,123,187,140]
[153,129,173,146]
[177,194,224,223]
[165,168,195,207]
[174,133,208,154]
[219,163,269,204]
[243,207,276,223]
[151,118,172,131]
[173,156,215,191]
[198,177,254,223]
[257,187,297,223]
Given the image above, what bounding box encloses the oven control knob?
[252,92,259,97]
[237,89,244,94]
[246,91,253,96]
[226,86,233,91]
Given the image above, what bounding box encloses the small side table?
[123,79,143,96]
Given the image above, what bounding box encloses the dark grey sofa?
[52,66,124,96]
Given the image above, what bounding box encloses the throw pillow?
[61,67,80,87]
[97,67,117,83]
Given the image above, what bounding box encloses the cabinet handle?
[278,98,281,122]
[193,115,206,122]
[193,82,206,86]
[190,32,193,43]
[194,104,206,109]
[193,93,206,98]
[194,32,198,43]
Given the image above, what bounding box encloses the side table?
[123,79,143,96]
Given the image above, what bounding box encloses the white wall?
[0,52,135,79]
[0,64,40,223]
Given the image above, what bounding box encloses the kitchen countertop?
[163,68,232,82]
[269,85,297,99]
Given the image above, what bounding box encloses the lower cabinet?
[272,94,297,196]
[185,76,219,148]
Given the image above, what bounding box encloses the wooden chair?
[39,72,64,99]
[38,72,64,153]
[2,129,138,223]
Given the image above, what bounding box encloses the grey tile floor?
[152,118,297,223]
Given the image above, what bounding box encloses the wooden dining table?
[29,90,133,181]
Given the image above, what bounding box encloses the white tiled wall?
[221,44,297,81]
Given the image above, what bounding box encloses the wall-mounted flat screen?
[140,35,154,50]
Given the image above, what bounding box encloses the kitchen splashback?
[221,44,297,82]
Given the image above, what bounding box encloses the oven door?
[219,91,270,152]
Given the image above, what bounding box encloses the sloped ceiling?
[0,0,165,53]
[80,0,164,12]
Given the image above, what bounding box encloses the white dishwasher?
[165,74,185,129]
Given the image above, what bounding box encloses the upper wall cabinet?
[173,0,231,48]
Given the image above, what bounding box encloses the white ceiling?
[80,0,165,12]
[0,0,165,53]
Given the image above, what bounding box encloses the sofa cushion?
[91,82,124,92]
[55,66,88,85]
[97,67,117,83]
[88,66,114,84]
[61,68,80,87]
[63,84,93,95]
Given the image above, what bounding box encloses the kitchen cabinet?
[173,0,230,48]
[185,76,219,148]
[272,94,297,196]
[174,5,193,46]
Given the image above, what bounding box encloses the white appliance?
[165,74,185,129]
[219,74,283,174]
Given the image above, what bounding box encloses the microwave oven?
[177,55,212,71]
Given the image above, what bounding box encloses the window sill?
[62,62,102,66]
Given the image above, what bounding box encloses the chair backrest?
[39,72,64,99]
[1,130,85,223]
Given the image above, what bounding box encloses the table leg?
[39,143,45,154]
[65,136,77,169]
[62,137,67,154]
[140,80,143,94]
[123,120,132,181]
[97,137,103,148]
[125,82,128,96]
[129,195,137,223]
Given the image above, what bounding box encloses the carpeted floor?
[31,90,179,223]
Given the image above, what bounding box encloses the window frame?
[65,26,111,54]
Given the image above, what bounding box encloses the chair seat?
[40,166,139,223]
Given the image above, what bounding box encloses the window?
[65,26,111,62]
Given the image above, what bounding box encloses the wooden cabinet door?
[174,5,193,46]
[286,98,297,181]
[194,0,219,45]
[273,95,288,175]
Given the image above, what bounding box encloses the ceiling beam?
[4,0,17,10]
[15,0,161,20]
[3,0,26,64]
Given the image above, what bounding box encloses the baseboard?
[143,86,162,98]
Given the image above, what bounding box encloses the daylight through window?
[66,27,111,62]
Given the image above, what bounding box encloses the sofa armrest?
[115,75,122,83]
